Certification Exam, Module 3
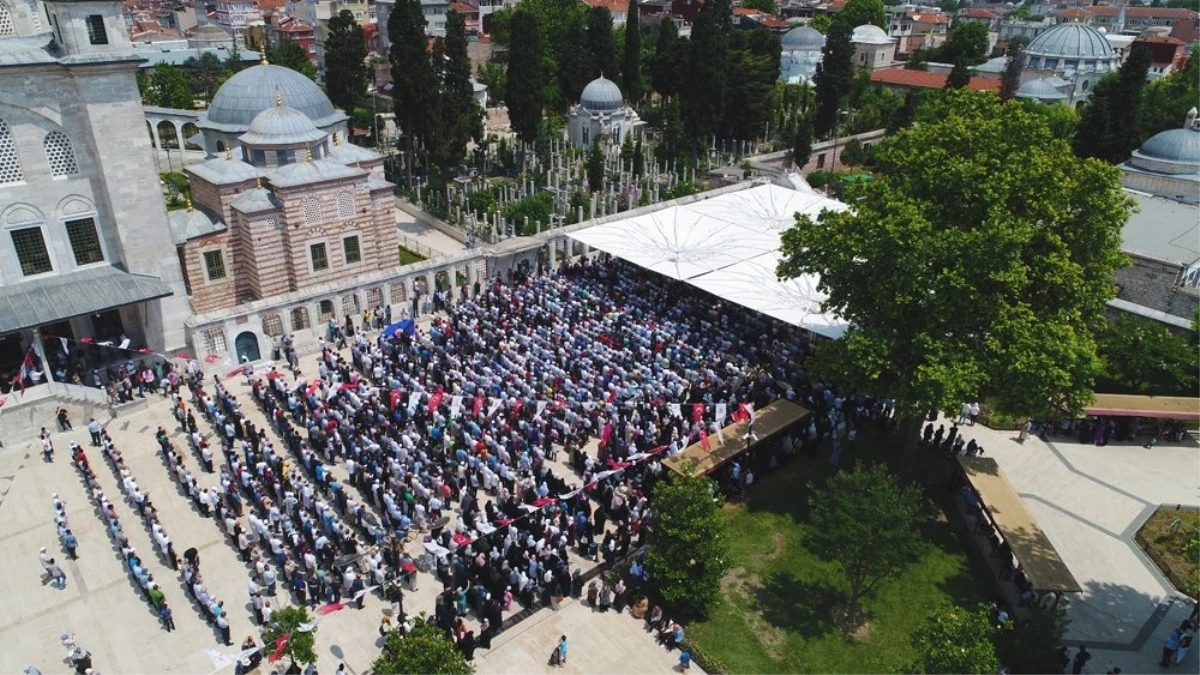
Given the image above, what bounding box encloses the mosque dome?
[1134,126,1200,170]
[851,24,893,45]
[1025,23,1115,61]
[782,26,826,51]
[580,76,624,112]
[240,105,328,146]
[203,64,345,131]
[1015,78,1069,101]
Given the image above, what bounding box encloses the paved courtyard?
[953,421,1199,674]
[0,355,677,675]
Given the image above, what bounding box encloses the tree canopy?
[812,0,885,136]
[388,0,436,188]
[428,10,484,178]
[1074,45,1152,163]
[682,0,731,140]
[945,54,971,89]
[645,475,729,620]
[719,29,781,140]
[999,37,1027,101]
[262,606,318,666]
[144,63,194,109]
[651,18,684,100]
[372,615,475,675]
[911,604,1002,674]
[506,10,546,144]
[936,22,990,66]
[621,0,643,103]
[266,40,317,80]
[778,90,1133,421]
[806,463,924,623]
[1096,315,1199,394]
[324,9,369,116]
[587,6,618,82]
[1138,54,1199,144]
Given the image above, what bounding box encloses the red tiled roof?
[1133,35,1184,45]
[582,0,631,12]
[959,9,995,19]
[828,0,846,8]
[906,11,948,23]
[761,16,789,27]
[734,7,766,15]
[449,2,478,13]
[1058,8,1087,18]
[1088,6,1197,18]
[870,68,1001,93]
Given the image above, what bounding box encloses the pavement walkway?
[951,421,1199,674]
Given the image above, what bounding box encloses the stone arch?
[234,331,261,362]
[341,293,360,316]
[0,118,23,184]
[434,269,451,291]
[157,120,179,150]
[216,139,226,153]
[56,194,95,219]
[290,306,311,331]
[182,122,202,151]
[262,312,284,337]
[43,130,79,176]
[146,121,157,148]
[2,202,44,227]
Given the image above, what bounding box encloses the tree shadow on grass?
[752,570,848,639]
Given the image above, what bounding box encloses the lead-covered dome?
[240,105,327,146]
[851,24,893,45]
[1134,127,1200,170]
[1015,78,1069,101]
[580,76,624,112]
[782,26,826,51]
[202,64,345,131]
[1026,23,1115,61]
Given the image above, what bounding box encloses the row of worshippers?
[243,259,827,637]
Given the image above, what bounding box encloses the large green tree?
[145,63,194,109]
[429,10,484,178]
[645,475,728,620]
[911,604,1002,674]
[1074,45,1153,163]
[682,0,731,140]
[622,0,643,103]
[806,463,924,625]
[325,9,369,117]
[936,21,990,66]
[1138,54,1199,144]
[373,614,475,674]
[181,52,228,101]
[792,111,813,168]
[587,132,606,192]
[651,18,683,100]
[777,90,1133,431]
[813,0,885,136]
[720,29,781,140]
[262,606,318,667]
[388,0,437,188]
[1097,315,1199,394]
[267,40,317,79]
[945,54,971,89]
[506,10,546,144]
[587,6,618,81]
[476,62,507,103]
[999,37,1027,101]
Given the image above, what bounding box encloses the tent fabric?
[382,319,417,339]
[664,399,811,476]
[568,183,850,337]
[958,456,1081,593]
[1085,394,1200,420]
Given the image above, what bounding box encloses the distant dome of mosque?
[580,76,624,112]
[1133,125,1200,171]
[1026,22,1115,61]
[202,64,345,131]
[240,104,327,146]
[782,26,826,51]
[851,24,893,45]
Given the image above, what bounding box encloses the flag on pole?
[514,398,524,416]
[700,428,711,452]
[693,404,704,425]
[487,398,503,418]
[389,389,401,410]
[536,400,547,417]
[668,403,681,418]
[408,391,421,410]
[59,337,69,355]
[715,403,727,423]
[473,396,484,418]
[18,349,33,397]
[450,395,463,418]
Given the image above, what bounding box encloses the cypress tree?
[507,11,546,144]
[388,0,436,188]
[622,0,643,103]
[324,10,368,117]
[587,6,618,81]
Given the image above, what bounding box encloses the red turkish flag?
[473,396,484,418]
[693,404,704,425]
[316,602,347,616]
[427,386,445,414]
[390,389,401,410]
[268,634,291,663]
[204,354,220,364]
[700,428,711,452]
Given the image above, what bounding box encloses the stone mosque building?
[170,60,400,361]
[0,0,191,370]
[567,76,644,149]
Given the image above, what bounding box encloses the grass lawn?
[687,431,993,674]
[1136,507,1200,598]
[398,246,428,266]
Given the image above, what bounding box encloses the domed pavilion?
[567,76,644,149]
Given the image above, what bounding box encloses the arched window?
[262,313,284,337]
[338,191,355,219]
[0,119,23,184]
[290,306,311,330]
[0,3,15,36]
[302,196,322,225]
[44,131,80,177]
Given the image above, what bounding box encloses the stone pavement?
[396,204,467,258]
[0,343,673,675]
[952,421,1199,674]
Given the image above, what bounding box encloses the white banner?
[488,398,503,418]
[715,403,727,423]
[408,392,421,410]
[536,401,547,417]
[668,403,681,418]
[450,396,463,419]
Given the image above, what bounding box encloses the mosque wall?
[1115,252,1200,321]
[1120,172,1199,205]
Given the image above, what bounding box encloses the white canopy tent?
[568,182,851,339]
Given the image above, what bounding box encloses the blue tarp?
[382,319,416,339]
